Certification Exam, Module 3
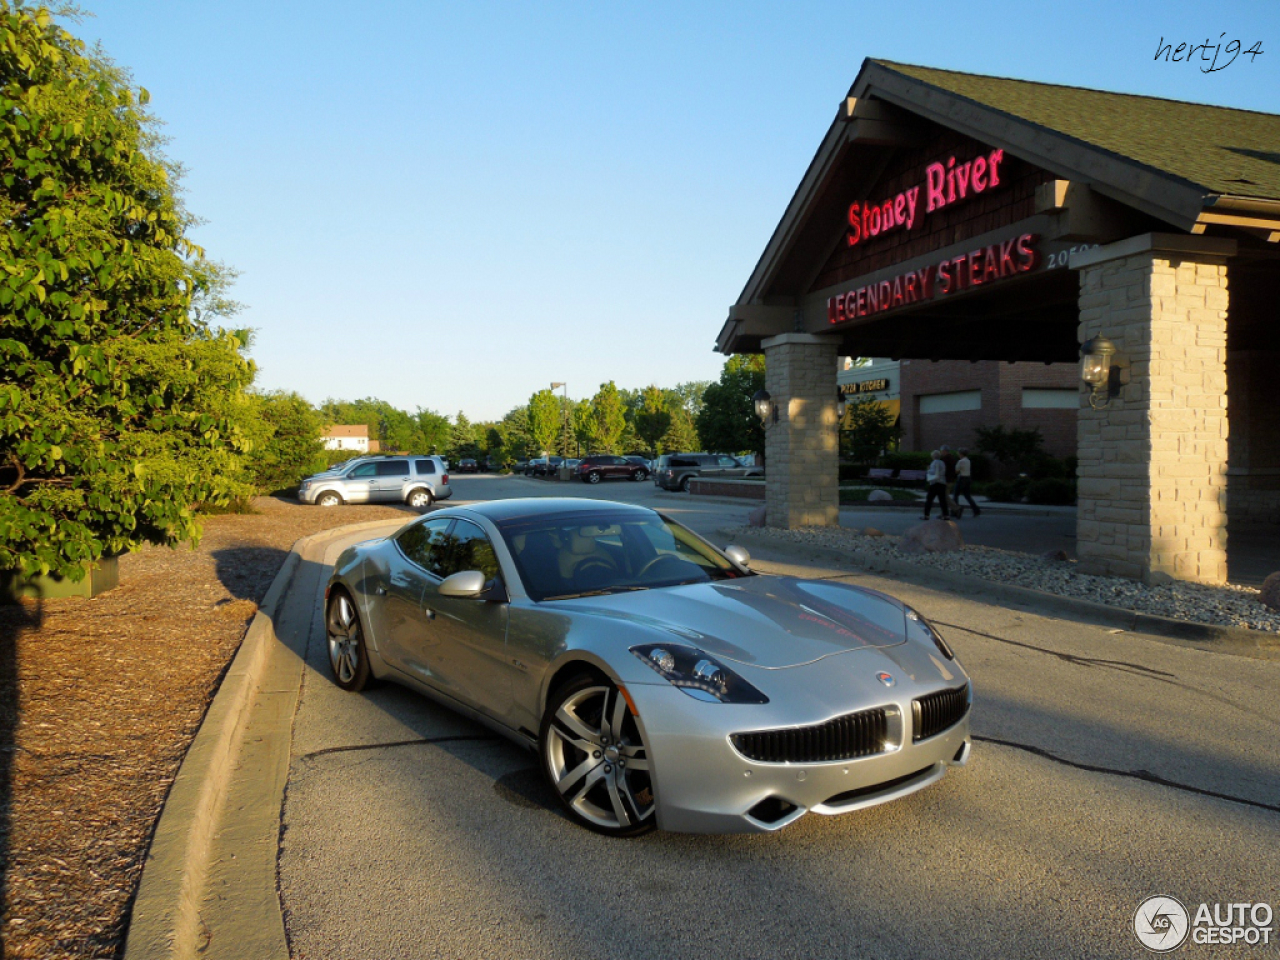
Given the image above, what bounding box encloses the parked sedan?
[575,454,648,483]
[324,499,971,836]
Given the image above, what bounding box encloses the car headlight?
[906,608,954,660]
[630,643,768,704]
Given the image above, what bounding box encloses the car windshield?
[495,511,746,601]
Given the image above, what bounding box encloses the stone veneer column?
[1073,235,1235,584]
[761,333,840,528]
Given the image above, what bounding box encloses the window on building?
[1022,388,1078,409]
[919,390,982,414]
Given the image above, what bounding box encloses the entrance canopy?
[717,59,1280,362]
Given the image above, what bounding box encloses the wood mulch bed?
[0,497,413,959]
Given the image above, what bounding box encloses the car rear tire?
[326,589,371,692]
[587,471,602,484]
[407,488,433,509]
[317,491,342,507]
[539,674,655,837]
[679,474,693,492]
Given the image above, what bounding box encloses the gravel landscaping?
[732,523,1280,634]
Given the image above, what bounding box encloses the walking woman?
[922,449,950,521]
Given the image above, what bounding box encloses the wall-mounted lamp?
[1080,336,1122,409]
[753,389,776,424]
[836,388,849,419]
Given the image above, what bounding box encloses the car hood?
[559,575,908,669]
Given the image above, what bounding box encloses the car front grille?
[912,684,970,742]
[731,707,889,764]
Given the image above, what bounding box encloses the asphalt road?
[277,475,1280,960]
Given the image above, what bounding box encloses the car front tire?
[317,491,342,507]
[326,589,371,692]
[631,470,647,482]
[539,674,656,837]
[586,471,602,484]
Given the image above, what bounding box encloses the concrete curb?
[724,528,1280,659]
[124,518,404,960]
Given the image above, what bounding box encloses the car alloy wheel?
[679,475,693,492]
[540,675,655,836]
[587,471,602,484]
[326,590,371,692]
[631,470,647,482]
[407,488,433,509]
[317,492,342,507]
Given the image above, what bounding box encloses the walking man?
[954,447,981,518]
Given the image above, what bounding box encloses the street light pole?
[551,382,569,463]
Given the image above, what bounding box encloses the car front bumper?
[623,666,971,834]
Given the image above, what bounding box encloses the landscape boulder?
[867,489,893,503]
[1260,572,1280,612]
[747,506,767,528]
[900,519,964,554]
[862,527,885,538]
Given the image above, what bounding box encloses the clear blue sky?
[74,1,1278,422]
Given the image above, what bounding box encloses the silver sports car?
[324,498,971,836]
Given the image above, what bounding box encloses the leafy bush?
[981,481,1018,503]
[880,451,933,471]
[1026,478,1076,505]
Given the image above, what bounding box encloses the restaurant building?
[718,60,1280,584]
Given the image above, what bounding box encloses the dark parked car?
[576,454,649,484]
[528,456,563,478]
[456,458,479,474]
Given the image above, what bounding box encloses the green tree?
[633,386,672,456]
[0,4,256,579]
[249,391,324,493]
[840,397,897,463]
[527,389,560,455]
[589,381,627,454]
[695,356,764,455]
[416,408,450,454]
[449,411,479,460]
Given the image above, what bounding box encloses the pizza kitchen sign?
[846,148,1007,247]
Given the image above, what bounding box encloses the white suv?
[298,455,451,508]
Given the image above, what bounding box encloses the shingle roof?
[873,61,1280,201]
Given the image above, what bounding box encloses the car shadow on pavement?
[0,592,42,934]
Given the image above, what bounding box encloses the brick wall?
[900,359,1078,458]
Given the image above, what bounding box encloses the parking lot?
[273,474,1280,960]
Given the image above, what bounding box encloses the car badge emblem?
[876,672,896,687]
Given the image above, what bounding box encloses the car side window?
[377,460,410,477]
[414,459,436,475]
[717,456,738,468]
[349,463,378,478]
[439,519,502,584]
[395,518,454,577]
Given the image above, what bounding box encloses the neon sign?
[847,148,1007,247]
[827,233,1038,326]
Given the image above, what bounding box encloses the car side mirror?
[723,545,751,570]
[438,570,487,598]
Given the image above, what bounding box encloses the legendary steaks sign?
[847,148,1007,247]
[827,233,1039,327]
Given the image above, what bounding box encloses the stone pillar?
[761,333,840,528]
[1072,235,1235,584]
